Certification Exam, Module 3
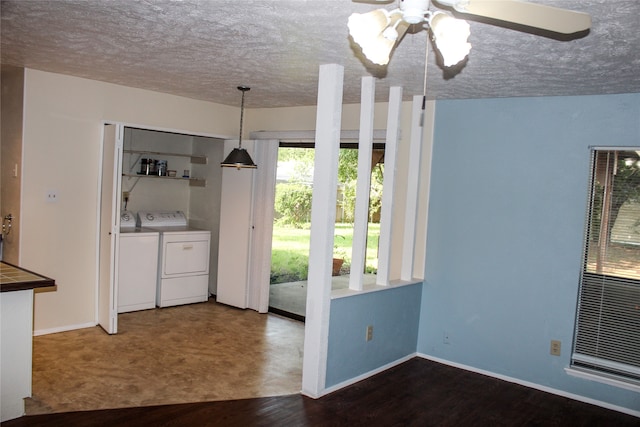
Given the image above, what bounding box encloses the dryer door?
[163,234,210,277]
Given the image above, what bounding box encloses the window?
[572,149,640,383]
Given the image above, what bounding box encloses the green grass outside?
[270,222,380,284]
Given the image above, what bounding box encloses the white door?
[216,140,255,309]
[216,140,278,311]
[98,124,123,334]
[247,140,278,312]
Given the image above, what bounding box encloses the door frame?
[95,121,233,329]
[97,123,123,334]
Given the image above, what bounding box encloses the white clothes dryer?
[138,211,211,308]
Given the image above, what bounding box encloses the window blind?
[572,149,640,382]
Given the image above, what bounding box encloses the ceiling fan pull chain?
[420,33,429,127]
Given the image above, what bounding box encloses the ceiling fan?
[348,0,592,67]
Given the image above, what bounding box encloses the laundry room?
[117,126,224,311]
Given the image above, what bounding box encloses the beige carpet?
[26,299,304,414]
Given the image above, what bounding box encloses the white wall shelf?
[123,149,207,187]
[122,173,206,187]
[123,149,207,164]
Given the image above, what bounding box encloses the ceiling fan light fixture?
[362,36,396,66]
[348,9,390,42]
[382,23,400,41]
[428,12,472,67]
[348,9,396,65]
[401,0,430,24]
[221,86,257,169]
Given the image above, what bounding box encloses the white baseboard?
[417,353,640,419]
[304,353,417,399]
[33,322,96,336]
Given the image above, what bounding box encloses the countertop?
[0,261,56,292]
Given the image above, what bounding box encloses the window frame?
[571,147,640,386]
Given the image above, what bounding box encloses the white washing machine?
[118,211,159,313]
[138,211,211,308]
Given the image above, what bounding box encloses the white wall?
[22,69,238,333]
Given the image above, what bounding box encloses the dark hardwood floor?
[5,358,638,426]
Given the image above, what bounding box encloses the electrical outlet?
[366,325,373,342]
[443,331,450,345]
[550,340,561,356]
[123,191,130,200]
[46,190,58,203]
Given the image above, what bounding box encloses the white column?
[349,76,376,291]
[412,101,435,279]
[401,96,425,280]
[376,86,403,285]
[302,64,344,398]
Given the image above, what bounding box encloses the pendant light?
[221,86,257,169]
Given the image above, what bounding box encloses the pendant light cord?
[221,86,256,168]
[238,89,246,149]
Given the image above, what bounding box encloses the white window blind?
[572,149,640,382]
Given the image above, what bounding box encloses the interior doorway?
[98,124,224,334]
[0,65,24,264]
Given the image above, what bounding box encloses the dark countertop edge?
[0,261,56,293]
[1,280,56,293]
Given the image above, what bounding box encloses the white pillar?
[401,96,425,280]
[376,86,403,285]
[349,76,376,291]
[302,64,344,397]
[412,101,435,279]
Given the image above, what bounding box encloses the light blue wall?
[419,93,640,411]
[326,283,422,388]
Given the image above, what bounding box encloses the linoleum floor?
[25,299,304,415]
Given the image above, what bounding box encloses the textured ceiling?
[1,0,639,108]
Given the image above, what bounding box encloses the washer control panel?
[120,211,137,230]
[137,210,187,228]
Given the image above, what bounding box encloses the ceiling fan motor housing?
[401,0,430,24]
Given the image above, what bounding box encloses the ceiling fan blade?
[436,0,591,34]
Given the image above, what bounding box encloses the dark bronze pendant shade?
[221,147,256,168]
[221,86,257,169]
